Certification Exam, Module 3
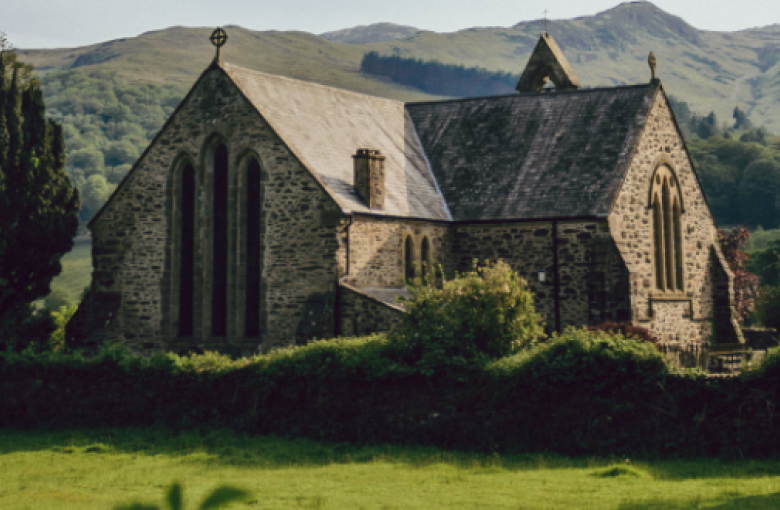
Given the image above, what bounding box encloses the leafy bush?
[754,285,780,330]
[398,260,543,375]
[587,321,660,349]
[485,327,670,385]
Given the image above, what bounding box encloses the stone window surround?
[648,160,686,297]
[167,133,266,345]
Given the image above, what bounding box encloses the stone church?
[70,29,743,366]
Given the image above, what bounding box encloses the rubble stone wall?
[608,88,741,364]
[78,67,344,354]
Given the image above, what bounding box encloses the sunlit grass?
[2,428,780,509]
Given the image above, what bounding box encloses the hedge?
[2,330,780,458]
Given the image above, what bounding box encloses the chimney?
[353,148,386,210]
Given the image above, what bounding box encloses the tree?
[0,39,80,350]
[398,260,544,376]
[717,226,760,323]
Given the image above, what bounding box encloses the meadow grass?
[2,428,780,509]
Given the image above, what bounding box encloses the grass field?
[2,429,780,509]
[42,241,92,310]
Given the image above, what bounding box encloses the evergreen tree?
[0,45,80,351]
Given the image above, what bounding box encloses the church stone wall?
[448,220,625,334]
[337,285,404,337]
[79,67,343,354]
[345,215,449,288]
[608,89,741,364]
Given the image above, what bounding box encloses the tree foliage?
[40,69,185,225]
[397,260,544,376]
[0,42,80,351]
[717,226,759,322]
[361,51,519,97]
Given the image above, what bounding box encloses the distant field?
[2,428,780,509]
[43,240,92,310]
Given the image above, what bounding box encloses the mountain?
[17,1,780,131]
[320,23,421,44]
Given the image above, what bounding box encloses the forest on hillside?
[40,70,186,226]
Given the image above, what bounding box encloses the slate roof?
[405,84,656,221]
[224,63,451,220]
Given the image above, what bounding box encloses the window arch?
[651,165,684,292]
[178,163,196,337]
[212,143,229,336]
[404,236,414,281]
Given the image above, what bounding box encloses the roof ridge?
[222,62,404,105]
[405,83,653,107]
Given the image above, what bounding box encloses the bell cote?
[516,33,582,93]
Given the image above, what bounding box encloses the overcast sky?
[3,0,780,49]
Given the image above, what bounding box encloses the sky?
[3,0,780,50]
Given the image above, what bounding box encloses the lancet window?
[651,165,684,293]
[212,143,229,336]
[245,158,264,337]
[404,236,414,281]
[178,163,195,337]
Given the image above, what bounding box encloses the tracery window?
[651,165,684,292]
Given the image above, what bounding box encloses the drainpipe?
[553,220,561,333]
[334,214,353,337]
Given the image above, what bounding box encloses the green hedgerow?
[397,260,544,376]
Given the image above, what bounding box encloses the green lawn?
[2,429,780,509]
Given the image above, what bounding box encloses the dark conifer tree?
[0,49,80,350]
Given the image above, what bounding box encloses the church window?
[404,236,414,281]
[651,165,684,292]
[421,236,431,272]
[212,144,229,336]
[245,159,263,337]
[178,163,195,337]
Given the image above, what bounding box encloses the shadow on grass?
[618,491,780,509]
[2,427,780,481]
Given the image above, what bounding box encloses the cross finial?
[648,51,657,81]
[210,27,228,65]
[542,9,549,34]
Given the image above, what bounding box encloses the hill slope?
[18,2,780,131]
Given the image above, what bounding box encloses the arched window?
[212,144,229,336]
[245,159,263,337]
[404,236,414,281]
[651,165,684,292]
[421,236,430,273]
[178,163,195,337]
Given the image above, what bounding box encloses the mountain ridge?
[15,1,780,130]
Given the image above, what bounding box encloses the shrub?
[398,260,544,376]
[485,327,670,386]
[754,285,780,330]
[587,321,660,350]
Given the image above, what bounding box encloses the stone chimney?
[353,148,386,210]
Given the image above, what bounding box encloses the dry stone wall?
[608,87,741,361]
[77,67,344,355]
